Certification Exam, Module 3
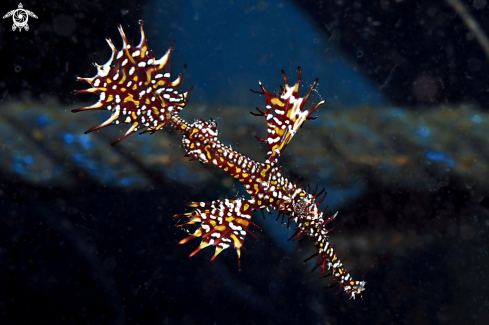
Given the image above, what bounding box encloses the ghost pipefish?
[73,21,366,299]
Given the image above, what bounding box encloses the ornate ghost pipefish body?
[74,21,366,299]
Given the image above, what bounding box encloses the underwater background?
[0,0,488,324]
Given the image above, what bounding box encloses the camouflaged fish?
[73,21,366,299]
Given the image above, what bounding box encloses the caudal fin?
[73,20,190,145]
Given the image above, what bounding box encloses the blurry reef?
[2,98,488,196]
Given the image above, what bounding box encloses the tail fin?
[73,20,190,145]
[251,67,325,164]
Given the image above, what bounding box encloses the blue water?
[145,0,386,108]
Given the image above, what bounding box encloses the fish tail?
[73,20,190,145]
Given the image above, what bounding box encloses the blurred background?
[0,0,488,324]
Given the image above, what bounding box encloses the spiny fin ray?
[175,199,257,261]
[253,67,325,164]
[73,20,189,144]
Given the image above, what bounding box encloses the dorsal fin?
[251,67,325,164]
[73,20,191,145]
